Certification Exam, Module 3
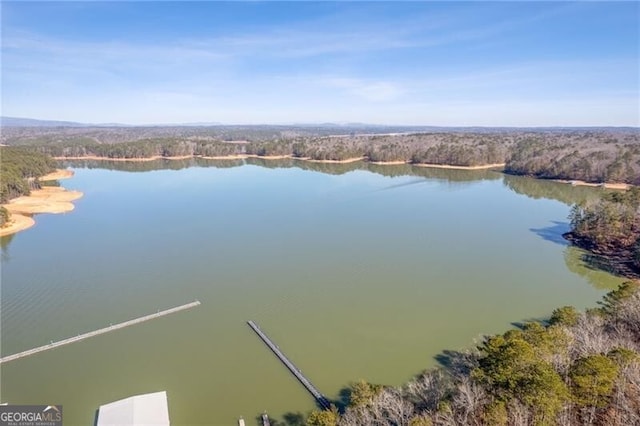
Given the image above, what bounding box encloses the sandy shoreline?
[553,179,630,190]
[369,160,410,165]
[0,170,84,236]
[38,169,75,181]
[299,156,365,164]
[0,214,36,237]
[413,162,506,170]
[4,187,84,215]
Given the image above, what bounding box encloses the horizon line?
[2,116,639,129]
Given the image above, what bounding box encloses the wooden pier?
[0,301,201,364]
[247,320,331,410]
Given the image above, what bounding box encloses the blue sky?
[1,1,638,126]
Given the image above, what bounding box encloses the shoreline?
[0,214,36,237]
[297,156,365,164]
[4,187,84,215]
[54,154,500,168]
[55,154,365,163]
[0,170,84,236]
[552,179,630,190]
[53,155,636,187]
[413,162,506,170]
[368,160,409,165]
[38,169,75,181]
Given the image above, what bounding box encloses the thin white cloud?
[322,78,404,101]
[2,3,549,67]
[3,32,227,65]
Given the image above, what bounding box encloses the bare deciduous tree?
[404,370,451,412]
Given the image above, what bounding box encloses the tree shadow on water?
[329,387,352,413]
[583,252,639,279]
[564,243,639,284]
[582,252,618,273]
[434,349,479,378]
[530,221,570,246]
[510,316,550,329]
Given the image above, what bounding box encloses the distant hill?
[1,116,91,127]
[1,116,637,132]
[0,116,229,128]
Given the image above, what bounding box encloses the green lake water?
[0,159,624,425]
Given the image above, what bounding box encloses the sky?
[1,1,638,126]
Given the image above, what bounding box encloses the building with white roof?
[96,391,170,426]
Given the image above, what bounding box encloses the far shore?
[52,156,636,188]
[54,154,497,167]
[0,170,84,236]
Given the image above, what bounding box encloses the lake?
[0,159,624,425]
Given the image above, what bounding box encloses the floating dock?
[247,320,331,410]
[0,301,201,364]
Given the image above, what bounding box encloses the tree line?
[9,128,639,184]
[27,138,243,159]
[505,136,640,185]
[246,133,512,164]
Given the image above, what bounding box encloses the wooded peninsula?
[0,147,56,227]
[0,147,82,234]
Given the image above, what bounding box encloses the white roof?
[97,391,170,426]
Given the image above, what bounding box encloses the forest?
[505,136,640,185]
[2,126,638,184]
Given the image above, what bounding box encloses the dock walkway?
[0,301,201,364]
[247,320,331,410]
